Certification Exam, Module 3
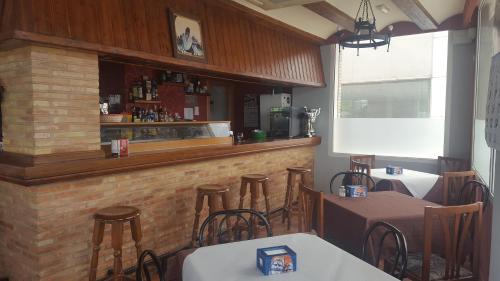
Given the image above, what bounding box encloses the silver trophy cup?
[303,106,321,137]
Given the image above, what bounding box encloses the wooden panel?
[0,0,325,87]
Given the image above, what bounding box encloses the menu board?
[485,52,500,149]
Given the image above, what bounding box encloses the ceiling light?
[339,0,392,55]
[376,4,390,14]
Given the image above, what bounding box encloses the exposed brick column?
[0,44,100,155]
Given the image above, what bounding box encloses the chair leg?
[221,192,233,242]
[238,181,247,209]
[191,192,205,247]
[250,182,259,237]
[89,220,105,281]
[282,172,293,224]
[111,222,124,281]
[130,215,143,261]
[287,174,297,231]
[262,180,273,233]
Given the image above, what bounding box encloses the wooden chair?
[443,171,475,206]
[458,180,490,209]
[362,221,408,280]
[352,160,371,176]
[136,250,165,281]
[373,179,395,192]
[198,208,272,247]
[350,154,375,170]
[298,185,324,238]
[437,156,470,175]
[405,202,483,281]
[329,171,376,193]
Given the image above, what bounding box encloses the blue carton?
[386,165,403,175]
[345,185,368,198]
[257,245,297,275]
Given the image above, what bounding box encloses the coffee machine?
[268,106,301,138]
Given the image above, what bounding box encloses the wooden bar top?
[0,137,321,186]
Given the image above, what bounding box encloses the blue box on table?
[257,245,297,275]
[386,165,403,175]
[345,185,368,197]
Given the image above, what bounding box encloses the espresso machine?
[269,107,301,138]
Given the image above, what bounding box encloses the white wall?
[293,30,476,193]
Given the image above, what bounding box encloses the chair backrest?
[350,154,376,170]
[352,161,371,175]
[329,171,376,193]
[136,250,165,281]
[459,180,490,210]
[443,171,475,206]
[373,179,394,192]
[437,156,470,175]
[422,202,483,281]
[198,209,272,247]
[362,221,408,280]
[298,185,324,238]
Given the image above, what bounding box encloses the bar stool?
[191,184,231,246]
[89,206,142,281]
[282,167,311,230]
[238,174,272,235]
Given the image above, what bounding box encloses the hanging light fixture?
[339,0,392,55]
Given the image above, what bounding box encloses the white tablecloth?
[371,168,440,199]
[182,233,399,281]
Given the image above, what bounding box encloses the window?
[334,31,449,159]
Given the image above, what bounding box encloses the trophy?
[302,106,321,137]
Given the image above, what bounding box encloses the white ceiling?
[234,0,466,39]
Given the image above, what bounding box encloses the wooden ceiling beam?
[463,0,480,27]
[390,0,438,30]
[303,1,355,32]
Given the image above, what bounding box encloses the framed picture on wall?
[168,10,207,63]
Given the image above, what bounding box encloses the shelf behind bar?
[100,121,230,126]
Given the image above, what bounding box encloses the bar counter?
[0,136,320,186]
[0,136,319,280]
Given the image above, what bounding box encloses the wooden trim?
[0,137,321,186]
[8,30,325,87]
[0,150,105,166]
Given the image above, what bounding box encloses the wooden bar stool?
[282,167,311,230]
[191,184,231,246]
[89,206,142,281]
[238,174,272,235]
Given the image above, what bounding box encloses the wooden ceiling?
[234,0,479,43]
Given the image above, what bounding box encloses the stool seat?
[287,167,311,174]
[241,174,269,182]
[94,206,140,221]
[197,184,230,194]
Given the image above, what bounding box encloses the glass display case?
[101,121,231,144]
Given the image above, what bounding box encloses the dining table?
[371,168,444,203]
[323,191,441,257]
[182,233,399,281]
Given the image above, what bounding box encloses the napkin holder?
[345,185,368,198]
[386,165,403,175]
[257,245,297,275]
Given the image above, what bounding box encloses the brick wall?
[0,44,100,155]
[0,146,315,281]
[0,46,36,154]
